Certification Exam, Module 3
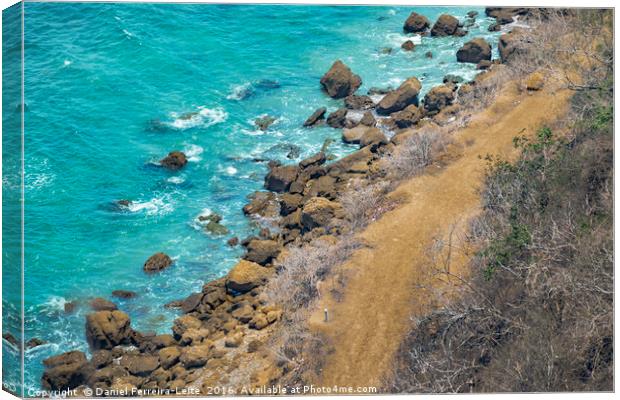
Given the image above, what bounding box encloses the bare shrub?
[383,128,450,179]
[340,179,391,229]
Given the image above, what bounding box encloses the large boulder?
[299,152,326,169]
[158,346,181,370]
[303,107,327,127]
[264,164,298,192]
[376,77,422,115]
[244,239,281,266]
[226,260,272,294]
[85,311,132,350]
[41,351,91,391]
[486,7,529,25]
[180,344,213,368]
[456,38,492,64]
[143,252,173,273]
[326,108,350,129]
[403,12,430,33]
[159,151,187,170]
[391,104,423,128]
[431,14,460,36]
[301,197,343,231]
[423,85,456,115]
[320,60,362,99]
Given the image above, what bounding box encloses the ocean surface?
[2,3,505,393]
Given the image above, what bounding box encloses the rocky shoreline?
[39,7,536,395]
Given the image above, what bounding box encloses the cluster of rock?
[38,8,536,394]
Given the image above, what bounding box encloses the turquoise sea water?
[2,3,503,393]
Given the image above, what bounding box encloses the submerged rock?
[143,252,173,273]
[159,151,188,170]
[360,111,377,127]
[401,40,415,51]
[85,310,132,350]
[26,338,47,349]
[320,60,362,99]
[254,115,276,131]
[403,12,430,33]
[456,38,492,64]
[112,290,137,299]
[376,77,422,115]
[303,107,327,127]
[431,14,460,37]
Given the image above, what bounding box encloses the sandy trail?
[309,81,571,389]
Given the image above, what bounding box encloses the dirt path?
[309,80,571,389]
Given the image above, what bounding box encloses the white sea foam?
[167,107,228,130]
[226,82,253,100]
[225,166,238,175]
[166,176,185,184]
[63,60,72,67]
[183,144,204,162]
[126,196,174,216]
[386,32,422,48]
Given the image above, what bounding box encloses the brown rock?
[226,260,271,294]
[85,311,132,350]
[158,347,181,370]
[224,332,244,348]
[498,29,525,64]
[171,315,202,340]
[180,344,212,368]
[279,193,303,216]
[227,236,239,246]
[159,151,187,170]
[143,252,173,273]
[431,14,459,37]
[111,290,137,299]
[456,38,492,64]
[299,152,326,169]
[231,303,255,323]
[423,85,456,115]
[120,355,159,377]
[342,126,377,144]
[243,191,279,218]
[477,59,493,70]
[247,339,263,353]
[89,297,118,312]
[90,350,113,369]
[244,239,281,266]
[26,338,47,349]
[249,313,269,330]
[301,197,342,231]
[151,334,176,349]
[326,108,349,129]
[303,107,327,127]
[376,77,422,115]
[320,60,362,99]
[401,40,415,51]
[41,351,91,391]
[391,104,422,129]
[264,165,298,193]
[359,129,388,148]
[344,95,374,110]
[254,115,276,131]
[360,111,377,127]
[403,12,430,33]
[179,328,210,346]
